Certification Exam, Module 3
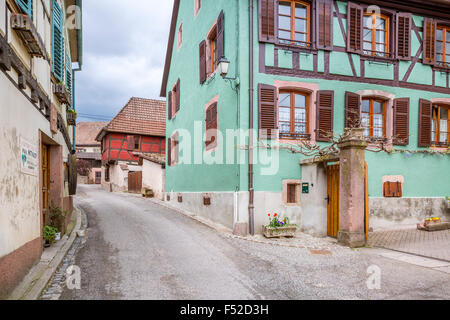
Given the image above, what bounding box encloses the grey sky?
[75,0,174,122]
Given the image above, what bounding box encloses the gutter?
[72,0,83,152]
[248,0,255,236]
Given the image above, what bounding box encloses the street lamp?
[218,56,231,78]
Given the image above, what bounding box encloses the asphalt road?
[60,185,450,300]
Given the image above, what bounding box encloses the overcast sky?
[75,0,174,122]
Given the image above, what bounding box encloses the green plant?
[266,213,296,228]
[43,226,58,244]
[49,206,68,232]
[67,108,77,116]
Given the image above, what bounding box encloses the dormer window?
[363,13,389,57]
[278,0,311,47]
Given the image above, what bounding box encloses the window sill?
[432,65,450,72]
[361,54,396,64]
[275,42,316,53]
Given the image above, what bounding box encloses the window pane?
[437,29,443,41]
[280,122,291,133]
[373,127,383,138]
[376,44,386,55]
[440,107,448,120]
[437,54,443,62]
[437,41,443,54]
[362,100,370,113]
[373,101,383,114]
[375,17,385,30]
[361,114,370,127]
[363,28,372,41]
[376,30,386,44]
[363,16,372,29]
[373,114,383,127]
[279,15,291,30]
[295,18,306,33]
[279,2,291,15]
[447,43,450,54]
[295,4,307,18]
[295,108,306,122]
[295,123,306,134]
[295,94,306,108]
[279,30,291,41]
[447,30,450,42]
[279,107,290,122]
[279,93,290,107]
[295,32,307,44]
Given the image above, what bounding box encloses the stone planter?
[263,225,297,238]
[67,111,77,125]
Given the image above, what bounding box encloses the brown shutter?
[423,18,436,65]
[317,0,333,50]
[259,0,276,43]
[205,103,218,148]
[216,10,224,63]
[393,98,410,146]
[167,138,172,166]
[258,84,278,139]
[345,92,361,129]
[199,40,207,83]
[287,184,296,203]
[167,91,173,120]
[346,2,363,54]
[316,90,334,142]
[127,135,135,151]
[174,133,179,164]
[396,13,411,60]
[176,79,180,112]
[418,99,432,147]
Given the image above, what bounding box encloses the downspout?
[72,0,83,152]
[248,0,255,235]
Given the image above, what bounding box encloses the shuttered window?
[396,13,411,60]
[418,99,432,147]
[347,2,363,54]
[167,138,172,166]
[16,0,33,18]
[383,182,402,198]
[216,11,224,63]
[258,84,278,139]
[393,98,410,146]
[345,91,361,129]
[287,184,297,203]
[167,91,173,120]
[278,0,311,47]
[199,40,207,84]
[432,105,449,147]
[363,13,389,57]
[171,79,180,116]
[436,26,450,67]
[65,52,72,94]
[205,102,218,149]
[52,0,64,82]
[423,18,436,65]
[259,0,276,43]
[279,90,309,139]
[316,90,334,142]
[361,98,386,139]
[316,0,333,50]
[127,135,135,151]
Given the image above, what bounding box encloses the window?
[168,133,179,166]
[52,0,64,81]
[178,23,183,49]
[278,90,309,139]
[363,13,389,57]
[432,105,449,147]
[361,98,386,139]
[383,182,402,198]
[287,184,297,203]
[437,26,450,67]
[134,136,141,151]
[208,26,218,74]
[278,0,310,47]
[205,102,218,150]
[105,166,110,182]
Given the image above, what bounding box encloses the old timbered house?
[161,0,450,244]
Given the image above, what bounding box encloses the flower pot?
[263,225,297,238]
[55,232,61,241]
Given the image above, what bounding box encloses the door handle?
[325,195,330,204]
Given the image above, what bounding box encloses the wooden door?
[95,171,101,184]
[41,144,50,224]
[327,163,340,238]
[128,171,142,193]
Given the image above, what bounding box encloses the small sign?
[21,138,38,176]
[302,183,309,194]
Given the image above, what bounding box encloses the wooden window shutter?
[167,91,173,120]
[384,182,402,198]
[396,13,411,60]
[199,40,207,83]
[346,2,363,54]
[418,99,432,147]
[174,133,179,164]
[176,79,181,112]
[345,92,361,129]
[258,84,278,139]
[167,138,172,166]
[393,98,410,146]
[127,135,135,151]
[216,10,225,63]
[205,103,218,148]
[287,184,296,203]
[52,0,64,82]
[317,0,333,50]
[316,90,334,142]
[17,0,33,18]
[258,0,276,43]
[423,18,436,65]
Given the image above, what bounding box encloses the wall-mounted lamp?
[218,56,239,91]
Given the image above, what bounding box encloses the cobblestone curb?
[7,206,84,300]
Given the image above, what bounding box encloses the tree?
[76,159,92,176]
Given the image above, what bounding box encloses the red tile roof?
[102,97,166,138]
[76,122,108,146]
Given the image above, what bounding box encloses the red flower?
[268,214,271,217]
[274,213,278,217]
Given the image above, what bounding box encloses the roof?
[134,152,166,166]
[76,122,108,146]
[76,152,102,161]
[96,97,166,141]
[160,0,180,97]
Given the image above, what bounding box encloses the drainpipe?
[72,0,83,152]
[248,0,255,235]
[72,66,81,152]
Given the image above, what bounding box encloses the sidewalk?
[7,206,83,300]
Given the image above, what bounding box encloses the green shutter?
[65,51,72,94]
[52,0,64,82]
[16,0,33,18]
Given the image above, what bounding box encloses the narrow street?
[58,185,450,300]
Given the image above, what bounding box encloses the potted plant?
[43,225,58,247]
[49,206,67,234]
[66,108,77,125]
[446,196,450,210]
[263,213,297,238]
